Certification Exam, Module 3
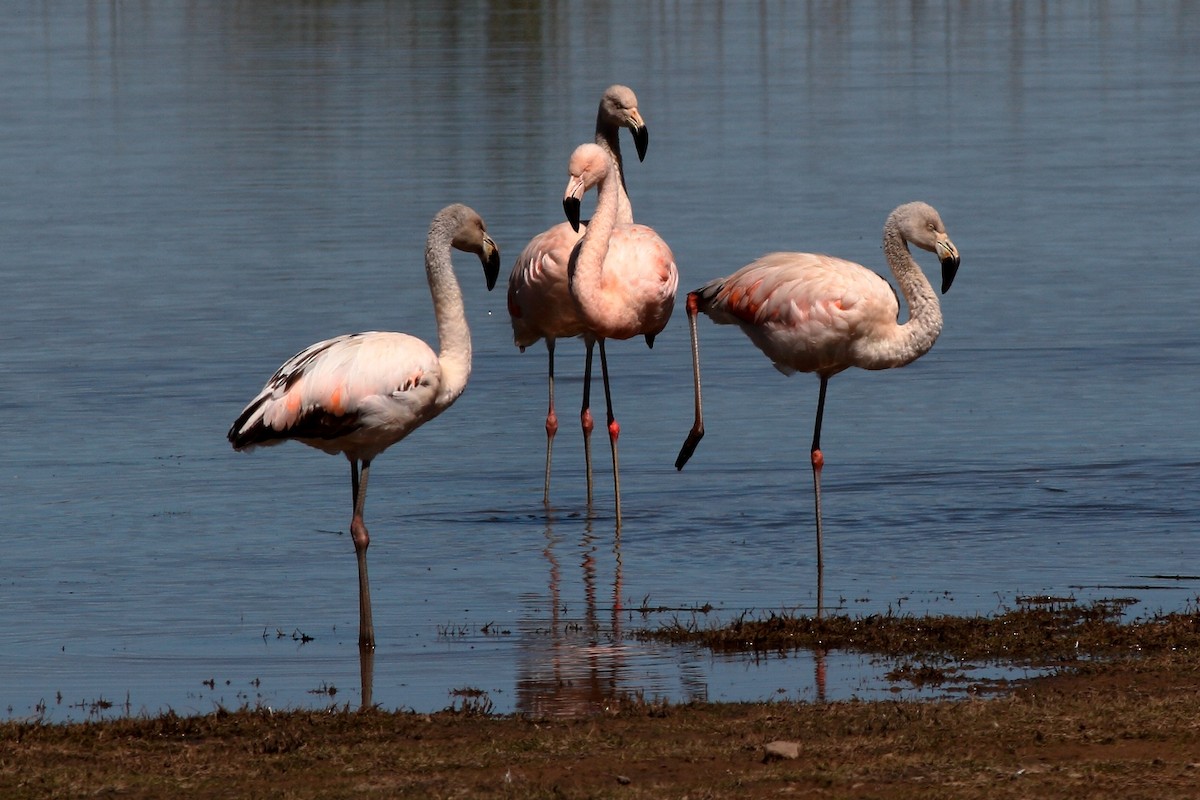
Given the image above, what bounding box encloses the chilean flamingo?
[674,202,961,607]
[227,204,500,650]
[507,85,649,505]
[563,143,678,527]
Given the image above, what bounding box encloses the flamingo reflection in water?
[514,513,630,717]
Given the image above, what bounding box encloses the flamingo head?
[449,206,501,291]
[562,143,610,231]
[892,201,961,294]
[599,84,649,162]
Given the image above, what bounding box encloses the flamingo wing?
[507,221,590,349]
[228,331,442,456]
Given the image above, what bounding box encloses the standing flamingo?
[674,202,961,607]
[227,204,500,650]
[563,143,678,526]
[507,85,649,505]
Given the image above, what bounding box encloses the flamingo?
[674,202,961,604]
[507,85,649,506]
[563,143,679,527]
[227,204,500,650]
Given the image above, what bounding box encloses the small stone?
[763,740,802,762]
[615,774,632,785]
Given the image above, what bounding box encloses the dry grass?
[641,596,1200,659]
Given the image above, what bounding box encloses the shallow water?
[3,2,1199,722]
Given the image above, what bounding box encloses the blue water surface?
[2,2,1198,721]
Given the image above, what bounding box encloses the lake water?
[3,2,1199,722]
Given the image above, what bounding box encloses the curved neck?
[880,219,943,365]
[568,161,621,327]
[424,218,471,399]
[594,123,633,224]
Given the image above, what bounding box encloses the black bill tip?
[482,247,500,291]
[940,255,961,294]
[633,125,649,162]
[563,196,582,231]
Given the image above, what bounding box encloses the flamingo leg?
[581,339,596,505]
[543,339,559,506]
[810,376,829,617]
[349,457,375,650]
[598,339,622,529]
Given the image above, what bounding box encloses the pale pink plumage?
[675,202,961,612]
[228,204,500,649]
[508,223,591,351]
[694,251,915,376]
[566,220,677,343]
[506,85,649,505]
[234,332,444,458]
[563,142,679,527]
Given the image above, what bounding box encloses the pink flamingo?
[507,86,649,505]
[227,204,500,650]
[675,202,961,603]
[563,143,679,527]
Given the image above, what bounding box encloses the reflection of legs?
[359,646,375,710]
[810,376,828,618]
[349,457,375,650]
[543,340,558,505]
[598,340,622,529]
[580,339,596,505]
[813,648,827,703]
[612,525,624,633]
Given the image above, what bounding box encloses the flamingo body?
[568,221,677,344]
[694,251,911,376]
[228,331,448,459]
[507,222,590,351]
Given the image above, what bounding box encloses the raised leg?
[810,375,829,617]
[543,339,558,505]
[598,340,622,529]
[675,292,705,470]
[349,457,375,650]
[581,339,596,505]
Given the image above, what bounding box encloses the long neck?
[424,219,471,402]
[879,219,943,366]
[568,164,621,328]
[595,122,633,224]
